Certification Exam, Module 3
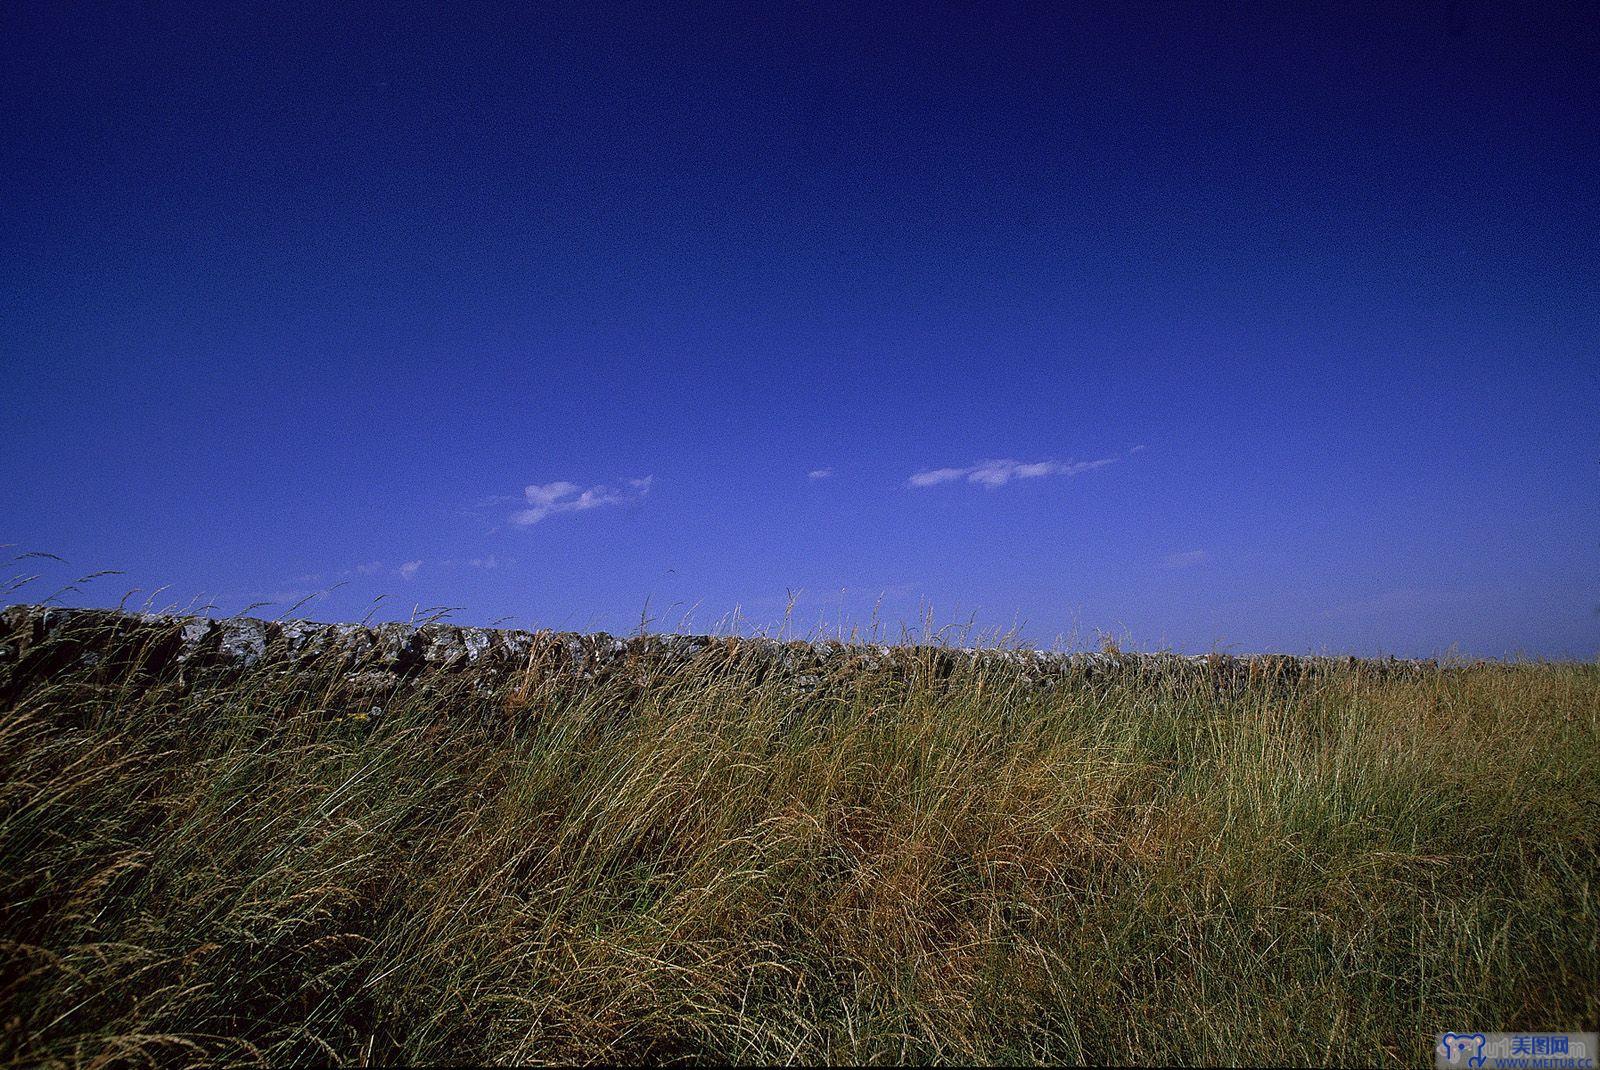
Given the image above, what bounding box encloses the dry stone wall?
[0,604,1456,709]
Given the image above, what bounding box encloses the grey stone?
[421,626,466,667]
[39,607,87,639]
[374,623,419,664]
[218,618,267,667]
[174,618,216,663]
[497,632,532,662]
[278,619,330,660]
[460,628,492,663]
[331,624,375,661]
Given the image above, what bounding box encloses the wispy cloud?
[511,476,653,526]
[808,468,834,480]
[435,554,509,570]
[397,560,422,580]
[1162,549,1210,569]
[908,456,1120,489]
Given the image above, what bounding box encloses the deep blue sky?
[4,1,1596,656]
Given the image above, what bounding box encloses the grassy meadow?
[1,624,1596,1066]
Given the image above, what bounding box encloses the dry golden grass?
[1,627,1595,1065]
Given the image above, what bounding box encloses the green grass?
[1,632,1596,1066]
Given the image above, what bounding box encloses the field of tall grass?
[2,621,1596,1066]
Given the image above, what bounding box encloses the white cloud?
[397,560,422,580]
[808,468,834,480]
[435,554,513,570]
[908,457,1119,489]
[907,466,970,488]
[353,560,385,576]
[1162,549,1210,569]
[523,481,579,509]
[511,476,653,526]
